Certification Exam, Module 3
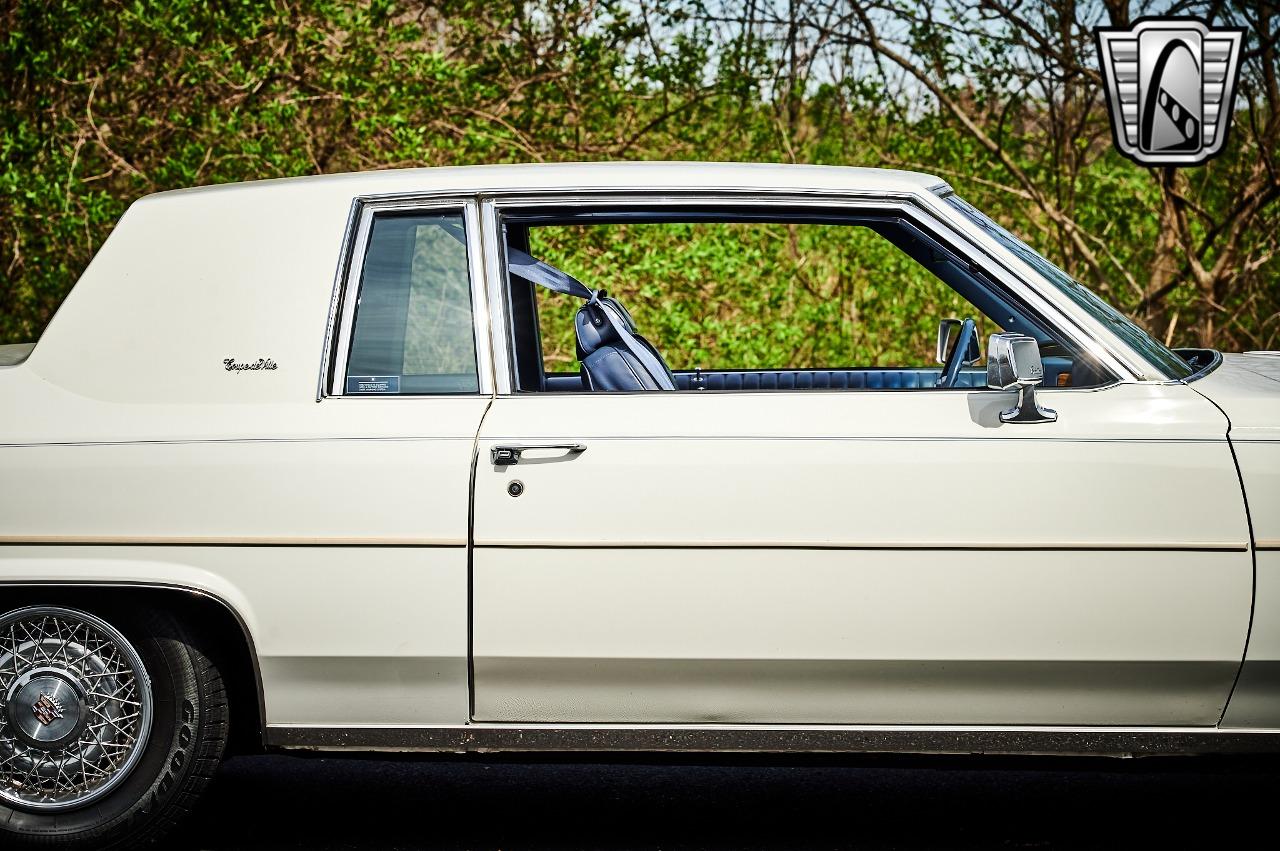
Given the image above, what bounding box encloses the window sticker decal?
[346,375,401,394]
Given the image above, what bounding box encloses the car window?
[944,194,1194,380]
[345,212,479,395]
[506,212,1115,392]
[530,221,1004,375]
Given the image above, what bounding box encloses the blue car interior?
[574,293,679,391]
[543,368,989,392]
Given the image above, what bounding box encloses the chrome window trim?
[322,184,1168,387]
[479,190,1141,392]
[320,196,493,399]
[316,198,362,402]
[480,197,515,396]
[516,382,1122,399]
[465,201,496,397]
[921,189,1166,381]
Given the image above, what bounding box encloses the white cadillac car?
[0,162,1277,847]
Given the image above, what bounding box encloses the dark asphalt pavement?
[180,753,1279,849]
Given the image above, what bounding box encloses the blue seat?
[576,295,678,391]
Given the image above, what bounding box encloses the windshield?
[943,195,1194,380]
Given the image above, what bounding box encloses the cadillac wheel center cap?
[6,669,87,749]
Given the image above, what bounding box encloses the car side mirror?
[986,333,1058,424]
[936,318,980,365]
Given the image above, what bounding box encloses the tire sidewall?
[1,608,211,846]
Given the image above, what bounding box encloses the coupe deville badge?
[1095,18,1246,166]
[223,358,278,372]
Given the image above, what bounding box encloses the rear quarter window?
[345,212,479,395]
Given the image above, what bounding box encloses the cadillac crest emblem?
[32,692,64,726]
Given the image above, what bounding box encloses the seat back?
[575,294,677,391]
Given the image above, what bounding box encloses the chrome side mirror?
[986,333,1057,424]
[936,318,980,365]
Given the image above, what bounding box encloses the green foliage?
[1,0,1276,356]
[532,222,994,371]
[0,0,733,343]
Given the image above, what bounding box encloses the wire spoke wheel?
[0,607,153,812]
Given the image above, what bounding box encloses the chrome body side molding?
[265,724,1280,757]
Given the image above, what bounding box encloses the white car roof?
[147,161,948,202]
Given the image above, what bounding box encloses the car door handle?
[490,443,588,465]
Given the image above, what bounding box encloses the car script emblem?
[32,692,64,726]
[223,358,278,372]
[1095,17,1246,166]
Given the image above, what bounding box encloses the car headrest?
[575,293,638,355]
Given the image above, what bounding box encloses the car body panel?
[0,163,1274,751]
[1192,353,1280,727]
[0,391,485,725]
[0,547,471,725]
[472,385,1250,725]
[0,173,489,728]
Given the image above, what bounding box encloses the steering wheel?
[938,317,979,389]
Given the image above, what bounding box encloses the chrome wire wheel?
[0,606,153,812]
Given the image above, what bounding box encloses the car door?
[469,199,1252,727]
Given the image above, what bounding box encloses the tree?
[754,0,1279,349]
[2,0,1277,352]
[0,0,722,342]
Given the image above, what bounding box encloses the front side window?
[502,209,1113,392]
[345,212,479,394]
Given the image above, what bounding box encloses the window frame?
[483,192,1131,396]
[320,197,492,399]
[938,191,1195,381]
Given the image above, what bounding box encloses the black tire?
[0,605,228,849]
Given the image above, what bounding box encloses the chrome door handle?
[490,443,587,465]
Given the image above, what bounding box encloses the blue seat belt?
[506,246,594,300]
